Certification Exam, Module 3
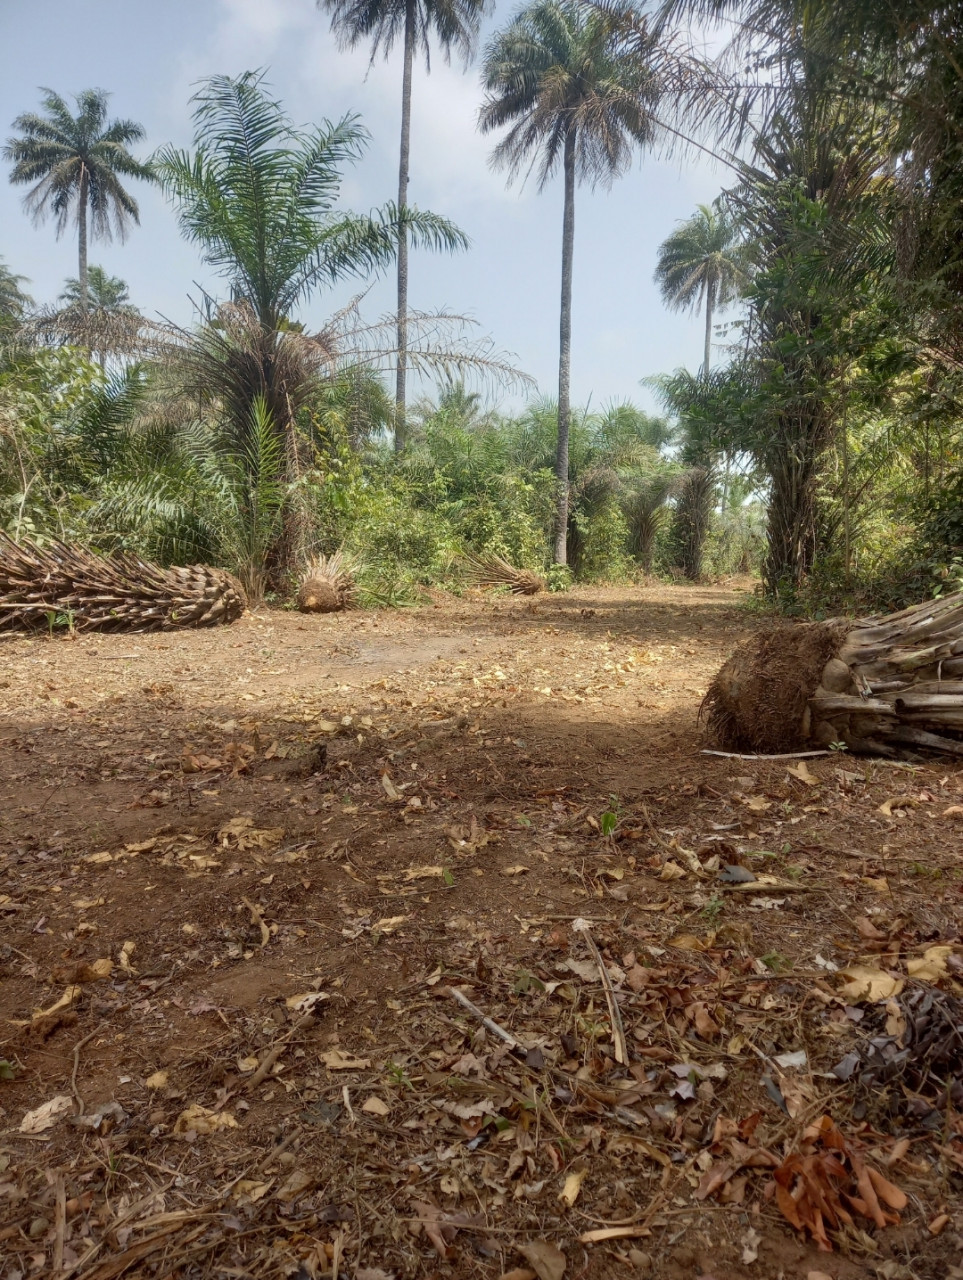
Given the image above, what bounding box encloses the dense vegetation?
[3,0,963,613]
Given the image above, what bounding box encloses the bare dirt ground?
[1,582,961,1280]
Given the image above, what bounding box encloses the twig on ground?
[53,1172,66,1274]
[446,986,521,1050]
[70,1021,109,1119]
[574,917,628,1066]
[701,749,832,759]
[246,1008,319,1092]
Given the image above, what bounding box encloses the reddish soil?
[0,583,961,1280]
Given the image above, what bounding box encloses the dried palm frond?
[463,552,544,596]
[0,534,246,633]
[297,550,358,614]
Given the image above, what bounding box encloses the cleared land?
[0,583,960,1280]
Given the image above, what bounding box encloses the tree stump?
[703,592,963,756]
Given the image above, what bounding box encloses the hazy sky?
[0,0,729,412]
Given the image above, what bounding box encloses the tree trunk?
[703,279,714,379]
[394,0,416,454]
[78,166,89,312]
[705,591,963,758]
[554,128,576,566]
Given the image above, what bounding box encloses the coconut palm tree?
[654,200,748,377]
[479,1,667,564]
[3,89,153,309]
[317,0,490,451]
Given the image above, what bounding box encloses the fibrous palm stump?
[0,535,246,633]
[704,592,963,757]
[464,553,544,596]
[297,551,357,614]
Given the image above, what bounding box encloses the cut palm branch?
[297,550,358,614]
[703,591,963,756]
[0,535,246,633]
[463,553,544,596]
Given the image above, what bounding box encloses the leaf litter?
[0,584,961,1278]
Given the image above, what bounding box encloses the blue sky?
[0,0,729,413]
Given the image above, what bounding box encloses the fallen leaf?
[381,773,402,801]
[372,915,407,935]
[233,1179,273,1203]
[907,945,952,982]
[502,865,530,877]
[659,860,686,881]
[321,1049,371,1071]
[284,990,329,1014]
[20,1094,73,1134]
[942,805,963,819]
[741,1226,762,1264]
[362,1095,391,1116]
[517,1241,566,1280]
[145,1070,169,1089]
[173,1104,238,1136]
[787,762,818,785]
[558,1169,586,1207]
[837,965,904,1003]
[745,795,771,813]
[878,795,918,817]
[275,1169,314,1203]
[402,865,445,881]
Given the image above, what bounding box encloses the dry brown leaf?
[667,933,707,951]
[361,1095,391,1116]
[878,795,919,817]
[173,1104,238,1136]
[837,965,904,1003]
[320,1049,371,1071]
[275,1169,313,1203]
[145,1070,168,1090]
[381,773,402,801]
[942,805,963,819]
[517,1241,566,1280]
[402,865,445,881]
[20,1094,73,1133]
[502,864,530,877]
[787,762,818,785]
[659,860,686,881]
[907,945,952,982]
[557,1170,586,1207]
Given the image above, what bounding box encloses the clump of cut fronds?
[0,533,246,633]
[297,549,358,613]
[464,551,544,595]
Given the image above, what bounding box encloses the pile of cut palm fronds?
[463,552,544,596]
[0,535,246,633]
[297,550,358,613]
[704,590,963,756]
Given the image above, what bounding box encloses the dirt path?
[0,584,960,1279]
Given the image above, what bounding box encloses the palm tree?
[153,71,466,587]
[479,1,665,564]
[317,0,489,451]
[654,200,748,377]
[60,265,135,313]
[0,258,32,324]
[3,89,153,309]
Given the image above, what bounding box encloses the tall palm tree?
[317,0,490,452]
[480,1,670,564]
[654,200,748,377]
[3,89,153,309]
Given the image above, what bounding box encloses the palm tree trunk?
[702,279,714,379]
[554,128,576,566]
[78,166,89,311]
[394,0,416,454]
